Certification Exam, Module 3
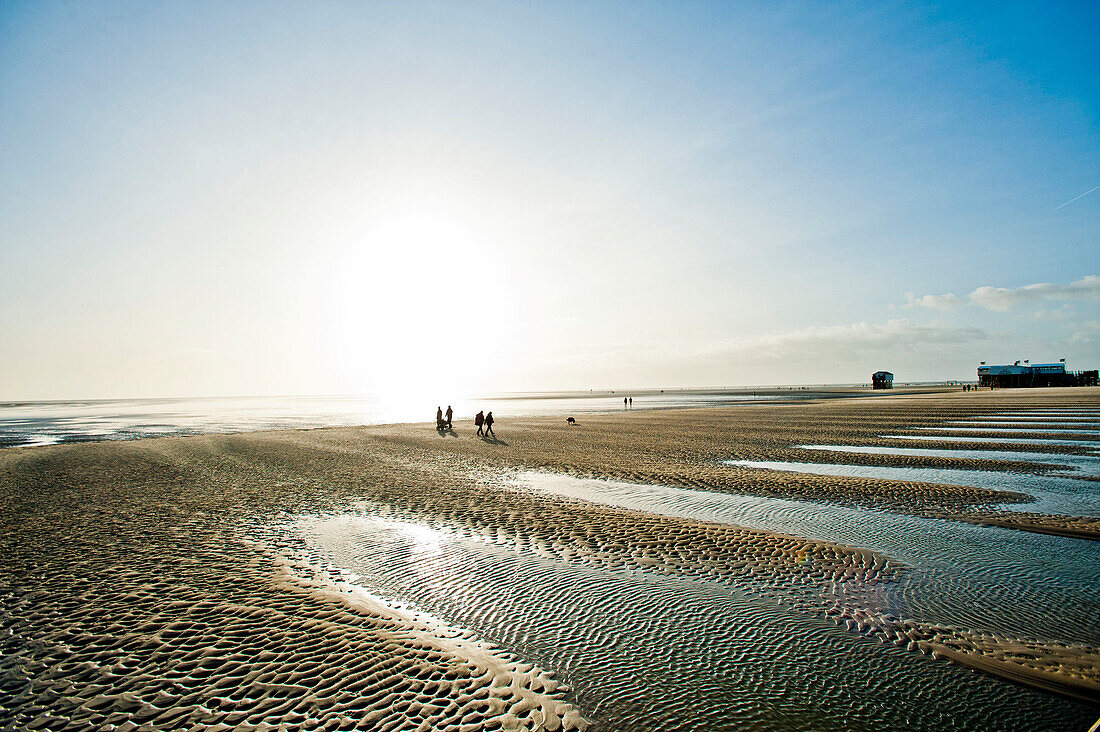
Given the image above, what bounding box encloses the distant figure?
[445,405,453,428]
[566,417,576,425]
[629,397,632,407]
[475,410,485,436]
[436,406,443,429]
[624,397,628,408]
[484,411,495,437]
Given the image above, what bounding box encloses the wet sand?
[1,387,1098,728]
[384,387,1100,540]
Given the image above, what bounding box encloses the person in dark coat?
[436,406,443,429]
[475,410,485,436]
[484,411,495,437]
[445,405,453,429]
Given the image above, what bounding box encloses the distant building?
[872,371,894,390]
[977,361,1098,388]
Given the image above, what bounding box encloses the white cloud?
[1032,305,1074,321]
[1070,321,1100,344]
[968,275,1100,312]
[903,292,961,311]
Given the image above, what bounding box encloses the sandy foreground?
[1,388,1098,729]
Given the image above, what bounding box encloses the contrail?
[1053,183,1100,211]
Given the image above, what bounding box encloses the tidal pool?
[884,434,1100,448]
[917,426,1100,436]
[798,444,1100,477]
[297,502,1098,731]
[728,459,1100,517]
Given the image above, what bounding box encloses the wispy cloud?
[903,292,961,311]
[1031,305,1074,322]
[903,275,1100,313]
[968,275,1100,312]
[1053,184,1100,211]
[1070,321,1100,344]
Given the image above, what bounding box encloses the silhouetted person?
[624,397,628,408]
[484,411,495,437]
[436,406,443,429]
[475,410,485,436]
[445,405,453,428]
[629,397,632,407]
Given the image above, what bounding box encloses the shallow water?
[983,412,1100,416]
[917,426,1100,436]
[298,507,1097,731]
[885,434,1100,448]
[948,421,1100,430]
[0,391,804,448]
[728,459,1100,517]
[516,471,1100,643]
[798,444,1100,477]
[961,416,1100,422]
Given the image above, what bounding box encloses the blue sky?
[1,1,1097,398]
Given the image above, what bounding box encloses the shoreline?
[2,388,1098,728]
[0,384,981,451]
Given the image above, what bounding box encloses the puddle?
[884,435,1100,449]
[917,426,1100,436]
[515,471,1100,642]
[947,421,1100,430]
[798,444,1100,477]
[728,459,1100,517]
[968,416,1100,422]
[994,411,1100,417]
[297,504,1096,731]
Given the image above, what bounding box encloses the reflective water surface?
[799,444,1100,477]
[0,391,806,448]
[916,426,1100,436]
[729,460,1100,516]
[885,434,1100,448]
[298,505,1097,731]
[284,408,1100,729]
[516,471,1100,642]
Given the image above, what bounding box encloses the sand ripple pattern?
[0,427,899,731]
[0,446,584,731]
[515,471,1100,704]
[3,389,1100,729]
[819,605,1100,704]
[296,513,1092,730]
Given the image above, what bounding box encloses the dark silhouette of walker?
[484,411,495,437]
[475,410,485,436]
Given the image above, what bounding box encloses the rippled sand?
[382,389,1099,540]
[2,387,1098,728]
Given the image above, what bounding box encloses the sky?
[1,1,1098,400]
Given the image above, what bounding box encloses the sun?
[324,202,510,400]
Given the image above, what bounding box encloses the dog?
[566,417,576,425]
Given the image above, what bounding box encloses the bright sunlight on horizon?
[1,1,1098,400]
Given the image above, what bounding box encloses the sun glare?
[326,203,509,400]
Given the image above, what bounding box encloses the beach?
[2,388,1098,730]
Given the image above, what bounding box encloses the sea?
[0,389,825,448]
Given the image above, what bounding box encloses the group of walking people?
[435,405,494,437]
[474,410,494,437]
